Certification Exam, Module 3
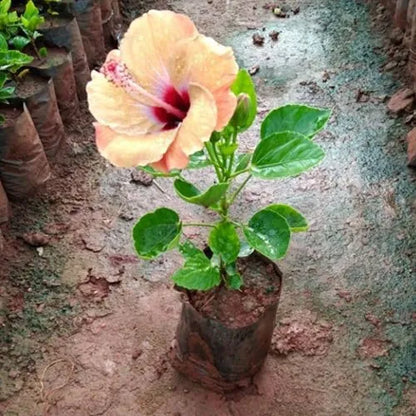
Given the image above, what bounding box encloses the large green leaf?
[244,208,291,260]
[172,241,221,290]
[251,131,325,179]
[132,208,182,259]
[265,204,308,232]
[231,69,257,132]
[174,179,229,208]
[261,104,331,140]
[209,222,240,264]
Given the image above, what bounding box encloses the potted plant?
[0,41,50,200]
[86,10,331,392]
[0,0,66,157]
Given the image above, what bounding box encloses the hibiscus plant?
[87,10,331,291]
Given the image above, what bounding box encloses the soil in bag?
[16,72,65,158]
[73,0,106,68]
[172,252,282,393]
[40,16,91,100]
[0,104,50,201]
[30,47,79,122]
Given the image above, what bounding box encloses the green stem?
[205,142,223,182]
[183,222,215,228]
[228,174,252,206]
[31,39,42,61]
[212,141,226,180]
[229,168,250,179]
[226,129,238,179]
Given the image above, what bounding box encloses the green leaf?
[0,34,7,50]
[0,85,15,101]
[0,50,33,73]
[244,208,291,260]
[261,104,331,140]
[0,0,11,14]
[219,142,238,156]
[33,30,43,40]
[0,72,7,87]
[140,166,180,178]
[209,222,240,264]
[226,263,243,289]
[187,150,211,169]
[10,36,30,51]
[39,46,48,57]
[174,179,229,208]
[251,131,325,179]
[24,0,38,19]
[238,240,254,257]
[132,208,182,259]
[265,204,308,232]
[172,241,221,290]
[234,153,251,174]
[228,272,243,290]
[231,69,257,132]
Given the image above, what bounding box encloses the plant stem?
[228,174,252,206]
[31,39,42,61]
[229,168,250,178]
[183,222,215,228]
[205,142,223,182]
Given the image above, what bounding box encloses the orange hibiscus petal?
[95,123,178,168]
[160,83,217,171]
[87,71,159,135]
[168,35,238,130]
[120,10,198,95]
[213,88,238,131]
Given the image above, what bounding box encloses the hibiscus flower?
[87,10,239,172]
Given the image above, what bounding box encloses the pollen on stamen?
[100,58,132,89]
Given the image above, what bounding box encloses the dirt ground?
[1,0,416,415]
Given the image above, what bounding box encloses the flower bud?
[231,93,251,129]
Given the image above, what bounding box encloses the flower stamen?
[101,58,187,121]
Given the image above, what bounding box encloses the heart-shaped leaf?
[244,208,291,260]
[261,104,331,140]
[174,179,229,208]
[133,208,182,259]
[251,131,325,179]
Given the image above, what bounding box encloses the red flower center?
[152,86,190,130]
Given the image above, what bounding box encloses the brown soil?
[31,47,68,69]
[188,253,282,328]
[15,73,47,99]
